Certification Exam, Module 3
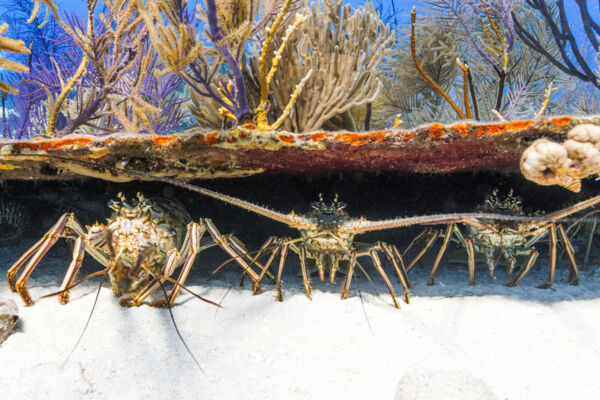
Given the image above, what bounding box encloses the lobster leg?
[57,237,86,305]
[150,222,207,307]
[505,252,516,278]
[406,230,439,272]
[254,239,282,294]
[340,252,357,300]
[505,248,539,287]
[369,249,401,309]
[298,245,312,299]
[582,217,597,270]
[391,245,411,288]
[8,213,84,306]
[402,228,429,257]
[119,247,178,307]
[538,224,557,289]
[276,242,289,302]
[355,260,379,296]
[466,237,476,286]
[239,237,276,287]
[203,219,260,283]
[381,242,410,304]
[228,234,274,282]
[329,255,339,284]
[485,249,496,279]
[557,224,580,285]
[428,223,453,286]
[316,254,326,281]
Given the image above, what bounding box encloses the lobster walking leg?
[582,217,597,271]
[204,219,260,283]
[428,224,453,286]
[239,237,276,287]
[406,230,439,272]
[557,224,580,285]
[298,245,312,299]
[369,249,401,309]
[538,224,557,289]
[57,237,86,305]
[149,222,207,307]
[381,242,410,304]
[466,237,476,286]
[505,248,539,287]
[341,252,357,300]
[391,245,411,288]
[8,213,86,306]
[254,239,282,294]
[276,242,289,302]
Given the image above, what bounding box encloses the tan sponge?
[520,124,600,192]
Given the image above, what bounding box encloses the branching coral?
[0,23,30,95]
[254,3,312,130]
[138,0,267,124]
[513,0,600,90]
[252,0,392,132]
[28,0,59,27]
[378,0,568,128]
[409,8,465,120]
[378,17,463,128]
[39,0,169,137]
[520,124,600,192]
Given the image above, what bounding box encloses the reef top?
[0,116,597,182]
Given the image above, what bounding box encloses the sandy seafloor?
[1,240,600,400]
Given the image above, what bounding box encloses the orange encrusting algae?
[428,124,445,140]
[278,134,295,143]
[336,131,387,145]
[476,121,532,137]
[152,136,175,146]
[551,117,572,127]
[203,132,219,145]
[14,137,93,151]
[311,132,332,142]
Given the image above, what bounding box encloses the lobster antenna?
[41,269,107,298]
[155,278,205,375]
[354,275,373,335]
[62,269,108,368]
[0,154,312,228]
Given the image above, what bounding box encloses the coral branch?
[456,58,471,119]
[410,8,464,120]
[28,0,58,28]
[0,23,30,94]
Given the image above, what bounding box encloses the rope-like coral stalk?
[46,4,94,137]
[410,8,465,120]
[258,0,293,106]
[533,82,556,119]
[270,69,313,130]
[456,58,471,119]
[255,3,310,131]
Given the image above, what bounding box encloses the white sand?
[1,242,600,400]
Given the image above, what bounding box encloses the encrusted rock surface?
[0,116,597,181]
[0,297,18,344]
